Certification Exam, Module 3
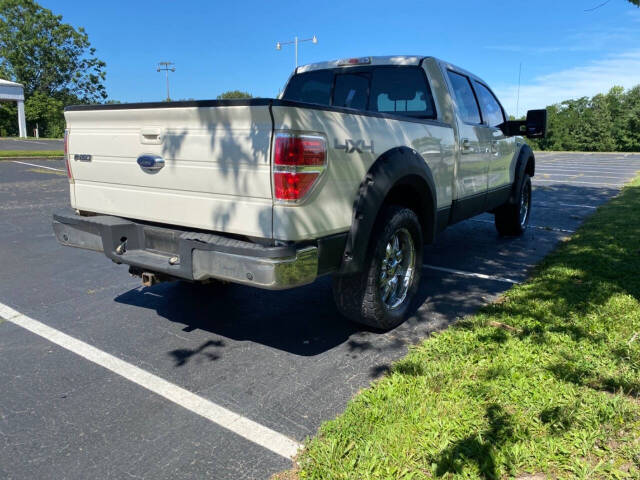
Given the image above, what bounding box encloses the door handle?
[461,138,473,153]
[140,127,164,145]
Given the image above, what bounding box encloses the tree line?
[527,85,640,152]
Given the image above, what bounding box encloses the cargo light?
[273,133,326,202]
[64,129,74,183]
[338,57,371,66]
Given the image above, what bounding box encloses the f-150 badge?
[334,139,374,154]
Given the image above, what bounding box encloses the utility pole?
[516,62,522,118]
[276,35,318,69]
[157,62,176,101]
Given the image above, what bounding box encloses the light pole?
[157,62,176,101]
[276,35,317,69]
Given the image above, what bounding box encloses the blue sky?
[42,0,640,114]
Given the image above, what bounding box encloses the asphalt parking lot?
[0,137,64,151]
[1,152,639,479]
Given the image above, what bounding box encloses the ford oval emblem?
[137,154,165,173]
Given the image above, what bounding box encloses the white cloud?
[493,49,640,115]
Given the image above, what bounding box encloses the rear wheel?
[495,174,531,236]
[333,206,423,330]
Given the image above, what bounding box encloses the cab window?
[446,70,481,124]
[370,67,435,118]
[473,81,505,127]
[282,70,332,106]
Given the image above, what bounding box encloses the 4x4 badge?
[334,139,374,154]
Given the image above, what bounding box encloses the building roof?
[0,78,25,101]
[0,78,23,87]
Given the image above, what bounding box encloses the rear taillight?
[64,129,73,183]
[273,133,326,202]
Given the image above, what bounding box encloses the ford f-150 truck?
[53,56,546,330]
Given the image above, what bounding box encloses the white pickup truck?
[54,56,545,329]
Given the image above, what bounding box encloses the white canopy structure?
[0,79,27,138]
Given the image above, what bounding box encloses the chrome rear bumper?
[52,210,318,290]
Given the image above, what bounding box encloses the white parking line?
[533,191,609,202]
[544,168,634,172]
[537,166,636,172]
[538,164,639,171]
[538,173,624,180]
[0,302,302,460]
[12,160,64,172]
[469,218,575,234]
[537,202,597,210]
[534,179,621,187]
[536,165,633,175]
[423,264,519,284]
[5,139,56,146]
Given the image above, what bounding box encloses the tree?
[216,90,253,100]
[628,0,639,5]
[0,0,107,136]
[527,85,640,153]
[24,92,65,137]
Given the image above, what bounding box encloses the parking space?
[1,153,639,479]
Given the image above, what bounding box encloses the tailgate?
[64,101,274,238]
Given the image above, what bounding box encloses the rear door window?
[370,67,436,118]
[473,81,505,127]
[332,73,369,110]
[446,70,481,124]
[282,70,332,105]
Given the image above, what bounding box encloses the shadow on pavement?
[115,181,634,365]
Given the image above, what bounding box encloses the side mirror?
[500,109,547,138]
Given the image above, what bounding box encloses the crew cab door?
[445,70,490,220]
[472,80,516,193]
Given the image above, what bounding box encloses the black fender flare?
[339,146,437,275]
[510,144,535,204]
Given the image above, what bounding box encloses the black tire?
[495,174,532,236]
[332,206,423,330]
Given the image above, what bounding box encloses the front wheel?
[332,206,423,330]
[494,174,532,236]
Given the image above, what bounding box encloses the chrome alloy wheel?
[519,180,531,228]
[379,228,416,310]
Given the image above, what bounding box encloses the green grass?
[0,150,63,158]
[295,175,640,480]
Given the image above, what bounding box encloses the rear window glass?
[282,70,332,106]
[333,73,369,110]
[282,66,436,119]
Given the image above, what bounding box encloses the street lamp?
[157,61,176,101]
[276,35,317,69]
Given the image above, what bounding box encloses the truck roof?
[296,55,425,73]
